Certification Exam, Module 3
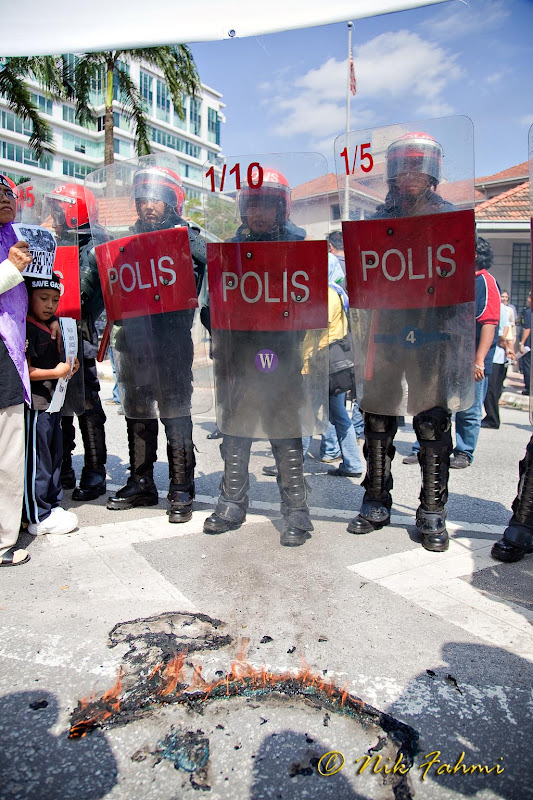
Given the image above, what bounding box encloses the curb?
[500,391,529,411]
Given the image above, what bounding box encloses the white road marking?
[107,485,508,533]
[348,536,533,662]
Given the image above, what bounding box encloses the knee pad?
[414,407,451,442]
[365,414,397,437]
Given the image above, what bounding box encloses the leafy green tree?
[72,47,200,165]
[0,57,72,158]
[184,196,204,228]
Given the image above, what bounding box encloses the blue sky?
[190,0,533,178]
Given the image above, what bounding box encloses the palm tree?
[0,57,72,158]
[72,47,201,165]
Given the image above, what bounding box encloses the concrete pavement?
[1,370,532,800]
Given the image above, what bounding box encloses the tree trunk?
[104,61,115,166]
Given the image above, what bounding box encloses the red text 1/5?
[339,143,373,176]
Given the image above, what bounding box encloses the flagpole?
[343,21,353,221]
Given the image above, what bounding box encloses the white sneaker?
[28,507,78,536]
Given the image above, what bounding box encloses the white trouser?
[0,404,25,556]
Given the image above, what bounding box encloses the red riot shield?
[94,226,198,321]
[204,152,330,439]
[335,116,476,417]
[85,153,211,419]
[16,179,84,413]
[54,246,81,320]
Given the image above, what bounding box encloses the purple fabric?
[0,223,30,404]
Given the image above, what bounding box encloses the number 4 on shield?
[339,143,373,175]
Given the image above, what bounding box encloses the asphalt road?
[0,370,532,800]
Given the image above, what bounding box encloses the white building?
[0,58,225,200]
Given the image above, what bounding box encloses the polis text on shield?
[222,270,310,304]
[361,244,456,283]
[107,256,177,295]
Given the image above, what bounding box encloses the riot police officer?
[106,165,206,522]
[203,167,327,546]
[344,130,475,552]
[48,184,108,501]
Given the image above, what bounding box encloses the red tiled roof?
[476,161,529,185]
[475,181,530,220]
[291,173,338,200]
[292,172,484,206]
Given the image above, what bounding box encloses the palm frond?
[115,68,152,156]
[74,54,103,127]
[129,46,200,120]
[0,63,53,158]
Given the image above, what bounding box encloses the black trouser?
[24,409,63,524]
[62,356,107,466]
[521,350,531,395]
[483,363,507,428]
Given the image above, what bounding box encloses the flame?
[341,682,349,707]
[69,670,123,739]
[70,649,365,739]
[158,651,187,697]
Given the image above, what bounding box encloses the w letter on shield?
[255,349,279,372]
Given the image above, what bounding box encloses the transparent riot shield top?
[203,152,329,439]
[85,153,211,419]
[529,124,533,422]
[16,180,79,308]
[334,116,476,417]
[16,179,84,415]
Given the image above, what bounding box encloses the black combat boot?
[348,414,396,534]
[163,416,195,523]
[492,435,533,562]
[107,418,159,510]
[414,407,452,552]
[60,416,76,489]
[72,411,107,501]
[272,438,313,547]
[203,435,250,534]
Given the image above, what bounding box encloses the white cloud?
[519,114,533,127]
[420,0,510,41]
[262,30,462,146]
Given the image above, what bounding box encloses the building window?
[181,163,202,183]
[63,105,76,124]
[1,110,33,136]
[63,133,103,159]
[330,203,341,221]
[63,159,91,180]
[1,139,51,169]
[189,98,201,137]
[151,126,201,159]
[186,188,201,201]
[112,111,129,131]
[173,94,187,129]
[140,71,153,111]
[113,61,130,103]
[90,67,104,106]
[512,243,532,313]
[156,79,170,123]
[113,137,131,157]
[207,108,220,145]
[31,93,53,115]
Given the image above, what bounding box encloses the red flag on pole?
[349,53,357,95]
